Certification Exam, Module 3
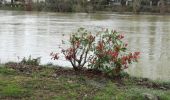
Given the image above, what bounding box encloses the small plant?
[51,28,140,76]
[5,56,41,73]
[20,56,41,66]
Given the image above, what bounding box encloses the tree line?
[44,0,170,13]
[0,0,169,14]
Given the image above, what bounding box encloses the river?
[0,10,170,81]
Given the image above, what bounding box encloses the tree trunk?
[133,0,141,14]
[11,0,14,5]
[160,0,165,14]
[26,0,32,11]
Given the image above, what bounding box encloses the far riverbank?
[0,4,170,15]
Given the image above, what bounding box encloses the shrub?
[51,28,95,71]
[51,28,140,76]
[5,56,41,73]
[20,56,41,66]
[90,29,140,76]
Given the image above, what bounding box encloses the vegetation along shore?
[0,0,170,14]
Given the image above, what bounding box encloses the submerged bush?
[51,28,140,76]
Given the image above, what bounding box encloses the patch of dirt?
[53,67,107,79]
[133,78,170,90]
[55,68,170,90]
[5,62,42,73]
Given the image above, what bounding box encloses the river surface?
[0,10,170,81]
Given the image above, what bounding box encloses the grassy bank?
[0,63,170,100]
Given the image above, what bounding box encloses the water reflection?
[0,10,170,81]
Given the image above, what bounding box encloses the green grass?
[94,82,170,100]
[0,67,17,75]
[0,79,31,99]
[0,84,29,97]
[0,66,170,100]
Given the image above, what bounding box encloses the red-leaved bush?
[51,28,95,71]
[51,28,140,76]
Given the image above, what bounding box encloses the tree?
[11,0,14,5]
[121,0,126,6]
[160,0,165,14]
[133,0,141,14]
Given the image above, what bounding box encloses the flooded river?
[0,10,170,81]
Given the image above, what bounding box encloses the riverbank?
[1,5,170,15]
[0,62,170,100]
